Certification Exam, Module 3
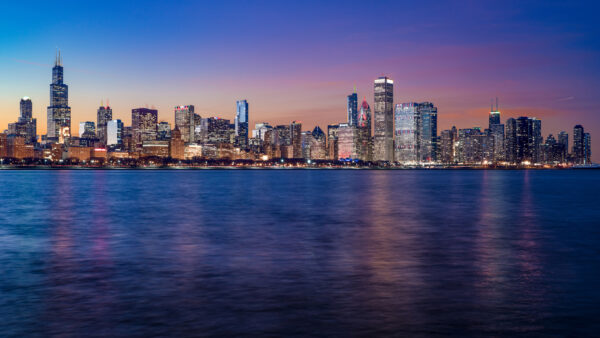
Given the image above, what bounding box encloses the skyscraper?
[8,97,37,144]
[174,105,196,143]
[347,91,358,126]
[97,103,113,146]
[584,133,591,164]
[290,121,302,158]
[505,118,517,163]
[357,98,372,161]
[46,51,71,143]
[394,103,420,163]
[418,102,438,162]
[373,76,394,161]
[573,125,584,164]
[107,119,124,146]
[235,100,249,149]
[488,99,504,162]
[558,131,569,159]
[79,121,95,138]
[132,108,158,148]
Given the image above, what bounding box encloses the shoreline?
[0,165,596,170]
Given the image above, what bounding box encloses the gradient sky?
[1,1,599,160]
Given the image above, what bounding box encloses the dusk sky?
[1,1,599,160]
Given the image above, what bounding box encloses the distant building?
[327,124,339,161]
[79,121,95,138]
[8,97,37,144]
[107,119,123,146]
[440,127,456,164]
[174,105,197,143]
[157,121,172,140]
[96,104,112,145]
[373,76,394,161]
[418,102,437,162]
[309,126,327,160]
[132,108,158,148]
[290,121,302,158]
[584,132,591,164]
[337,124,360,160]
[46,51,71,143]
[235,100,249,149]
[347,91,358,126]
[357,98,372,161]
[505,118,517,163]
[558,131,569,160]
[573,125,585,164]
[170,127,185,159]
[394,103,419,163]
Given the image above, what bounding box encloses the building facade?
[373,77,394,161]
[46,52,71,143]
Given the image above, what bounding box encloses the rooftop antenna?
[491,98,494,112]
[101,99,104,107]
[106,98,110,107]
[496,97,499,111]
[354,85,357,94]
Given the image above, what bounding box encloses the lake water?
[0,169,599,336]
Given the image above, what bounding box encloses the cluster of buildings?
[0,55,593,166]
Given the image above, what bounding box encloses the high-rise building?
[488,100,504,162]
[505,118,517,163]
[8,97,37,144]
[157,121,171,140]
[573,125,585,164]
[347,91,358,126]
[96,104,113,145]
[107,119,123,146]
[235,100,249,149]
[174,105,197,143]
[337,123,360,160]
[394,103,420,163]
[418,102,438,162]
[489,98,500,129]
[373,76,394,162]
[531,118,542,163]
[512,116,542,164]
[309,126,327,160]
[170,127,185,160]
[20,97,32,121]
[440,128,456,164]
[79,121,95,138]
[584,133,591,164]
[46,51,71,143]
[558,131,569,159]
[327,124,339,160]
[132,108,158,148]
[290,121,302,158]
[357,98,372,161]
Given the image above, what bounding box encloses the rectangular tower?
[373,77,394,162]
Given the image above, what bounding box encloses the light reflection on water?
[0,170,599,336]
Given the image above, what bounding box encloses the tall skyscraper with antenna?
[347,89,358,126]
[46,51,72,143]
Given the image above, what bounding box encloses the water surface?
[1,170,599,336]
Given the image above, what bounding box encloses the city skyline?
[1,1,599,161]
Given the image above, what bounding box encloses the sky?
[1,0,599,160]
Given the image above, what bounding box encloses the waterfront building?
[357,98,372,161]
[543,134,566,164]
[573,125,585,164]
[394,103,419,163]
[107,119,123,146]
[142,140,170,158]
[488,101,504,162]
[301,131,312,159]
[0,133,7,157]
[291,121,302,158]
[97,104,112,145]
[198,117,233,144]
[337,123,360,160]
[309,126,327,160]
[170,127,185,159]
[184,143,203,160]
[327,124,339,160]
[46,51,71,143]
[132,108,158,148]
[418,102,438,162]
[440,128,456,164]
[347,90,358,126]
[584,132,592,164]
[174,105,197,143]
[558,131,569,159]
[373,76,394,162]
[7,97,37,145]
[505,118,517,163]
[235,100,249,149]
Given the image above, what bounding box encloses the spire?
[491,98,494,112]
[101,99,104,108]
[354,85,357,94]
[55,49,62,66]
[106,98,110,108]
[496,97,499,111]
